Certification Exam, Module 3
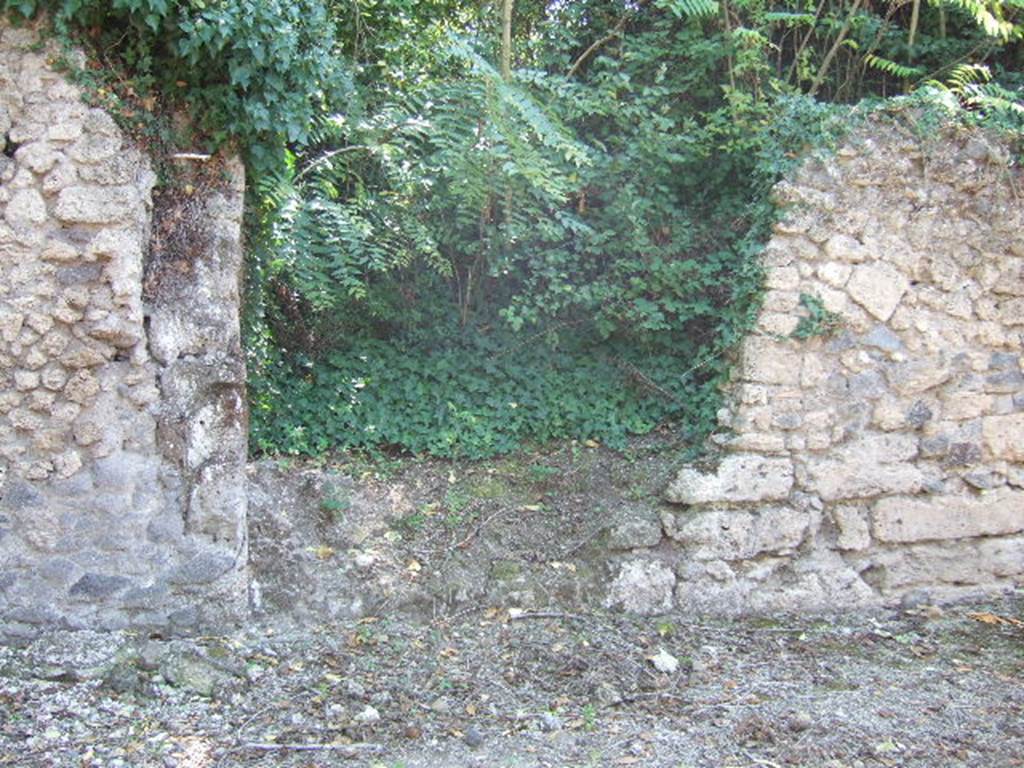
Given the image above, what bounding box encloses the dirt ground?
[1,593,1022,768]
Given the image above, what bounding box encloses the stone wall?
[2,17,1021,633]
[646,119,1023,613]
[0,21,248,640]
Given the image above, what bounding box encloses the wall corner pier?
[0,21,249,641]
[655,119,1024,613]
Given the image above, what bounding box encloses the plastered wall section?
[0,22,248,640]
[605,120,1023,615]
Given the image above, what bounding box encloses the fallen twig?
[234,742,385,756]
[508,610,588,622]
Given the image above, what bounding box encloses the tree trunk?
[501,0,514,80]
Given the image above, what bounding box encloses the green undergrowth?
[250,329,731,458]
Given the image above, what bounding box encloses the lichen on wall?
[0,21,248,640]
[633,118,1024,613]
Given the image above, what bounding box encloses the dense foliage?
[2,0,349,165]
[6,0,1022,458]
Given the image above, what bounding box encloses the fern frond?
[864,54,925,79]
[961,82,1024,124]
[655,0,720,19]
[947,62,992,89]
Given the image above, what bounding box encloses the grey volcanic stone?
[170,552,236,585]
[1,480,44,511]
[69,573,133,599]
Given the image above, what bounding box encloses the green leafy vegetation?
[6,0,1022,459]
[2,0,348,168]
[791,293,843,340]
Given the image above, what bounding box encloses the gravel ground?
[1,593,1022,768]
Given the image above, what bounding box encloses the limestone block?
[0,391,21,414]
[859,541,1008,591]
[40,240,80,262]
[740,337,801,385]
[846,261,909,321]
[82,108,121,137]
[187,463,248,546]
[977,536,1024,578]
[54,185,138,224]
[886,357,951,395]
[824,234,868,262]
[992,259,1024,295]
[818,262,852,287]
[72,415,102,446]
[831,505,871,550]
[87,315,141,349]
[607,508,664,550]
[1000,298,1024,326]
[48,116,84,143]
[872,397,905,431]
[804,433,924,501]
[78,155,140,186]
[774,234,820,262]
[4,188,47,226]
[757,312,799,336]
[64,369,100,404]
[24,311,52,336]
[42,161,77,194]
[873,488,1024,543]
[0,308,24,342]
[943,393,993,421]
[736,384,768,405]
[982,414,1024,461]
[604,559,676,615]
[761,290,801,313]
[765,266,799,290]
[924,254,960,291]
[800,354,829,387]
[22,345,47,370]
[68,133,122,164]
[666,454,794,505]
[14,142,60,174]
[61,341,108,369]
[723,432,787,453]
[87,227,142,262]
[62,286,91,309]
[12,369,38,391]
[665,507,808,560]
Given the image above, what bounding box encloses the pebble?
[463,726,484,748]
[648,648,679,675]
[346,679,366,698]
[430,696,451,714]
[596,682,623,706]
[354,705,381,724]
[539,712,562,732]
[787,710,814,733]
